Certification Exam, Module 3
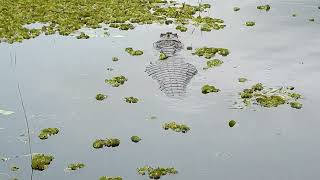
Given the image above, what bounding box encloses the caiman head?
[154,32,183,56]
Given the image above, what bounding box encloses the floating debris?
[233,7,240,11]
[292,13,297,17]
[11,166,19,172]
[38,128,59,140]
[93,138,120,149]
[229,120,236,127]
[245,21,256,26]
[205,59,223,69]
[186,46,192,50]
[309,18,315,22]
[125,48,144,56]
[159,52,168,60]
[163,122,190,133]
[76,32,90,39]
[238,78,247,83]
[176,25,187,32]
[193,47,230,59]
[201,84,220,94]
[100,176,122,180]
[0,109,14,116]
[131,136,142,143]
[112,57,119,62]
[105,75,128,87]
[125,97,139,103]
[257,5,271,11]
[238,83,303,108]
[67,163,85,171]
[31,154,54,171]
[96,94,108,101]
[137,166,178,179]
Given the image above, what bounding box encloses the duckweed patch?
[193,47,230,59]
[238,78,247,83]
[131,136,142,143]
[163,122,190,133]
[31,154,54,171]
[159,52,168,60]
[238,83,303,109]
[201,84,220,94]
[93,138,120,149]
[96,94,108,101]
[137,166,178,179]
[246,22,256,26]
[38,128,59,140]
[125,48,144,56]
[257,5,271,11]
[229,120,236,127]
[125,97,139,103]
[105,76,128,87]
[0,0,223,43]
[100,176,122,180]
[176,25,188,32]
[67,163,85,171]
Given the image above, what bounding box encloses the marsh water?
[1,0,320,179]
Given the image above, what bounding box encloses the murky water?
[1,0,320,179]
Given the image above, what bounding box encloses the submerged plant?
[229,120,236,127]
[246,21,256,26]
[125,48,144,56]
[193,47,230,59]
[257,5,271,11]
[131,136,142,143]
[159,52,168,60]
[96,94,108,101]
[31,154,54,171]
[137,166,178,179]
[38,128,59,140]
[176,25,188,32]
[125,97,139,103]
[163,122,190,133]
[67,163,85,171]
[100,176,122,180]
[93,138,120,149]
[201,84,220,94]
[105,75,128,87]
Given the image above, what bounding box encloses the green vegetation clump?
[205,59,223,69]
[246,21,256,26]
[193,47,230,59]
[67,163,85,170]
[31,154,54,171]
[163,122,190,133]
[112,57,119,62]
[125,97,139,103]
[257,5,271,11]
[105,75,128,87]
[238,83,303,109]
[76,32,90,39]
[38,128,59,140]
[0,0,222,43]
[131,136,142,143]
[229,120,236,127]
[290,102,303,109]
[125,48,144,56]
[11,166,19,171]
[100,176,122,180]
[201,84,220,94]
[233,7,240,11]
[93,138,120,149]
[96,94,107,101]
[238,78,247,83]
[193,16,226,31]
[176,25,187,32]
[137,166,178,179]
[159,52,168,60]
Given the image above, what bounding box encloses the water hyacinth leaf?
[96,94,108,101]
[105,76,128,87]
[206,59,223,69]
[257,5,271,11]
[93,138,120,149]
[125,97,139,103]
[176,25,188,32]
[246,21,256,26]
[31,154,54,171]
[137,166,178,179]
[100,176,122,180]
[229,120,236,127]
[131,136,142,143]
[201,84,220,94]
[163,122,190,133]
[67,163,85,171]
[290,102,303,109]
[159,52,168,60]
[38,128,59,140]
[125,48,144,56]
[193,47,230,59]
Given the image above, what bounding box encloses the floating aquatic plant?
[112,57,119,62]
[229,120,236,127]
[176,25,187,32]
[137,166,178,179]
[201,84,220,94]
[257,5,271,11]
[233,7,240,11]
[238,78,247,83]
[93,138,120,149]
[31,154,54,171]
[193,47,230,59]
[67,163,85,171]
[163,122,190,133]
[193,16,226,32]
[11,166,19,172]
[237,83,303,109]
[159,52,168,60]
[131,136,142,143]
[205,59,223,69]
[105,76,128,87]
[246,22,256,26]
[125,97,139,103]
[96,94,108,101]
[76,32,90,39]
[38,128,59,140]
[125,48,144,56]
[100,176,122,180]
